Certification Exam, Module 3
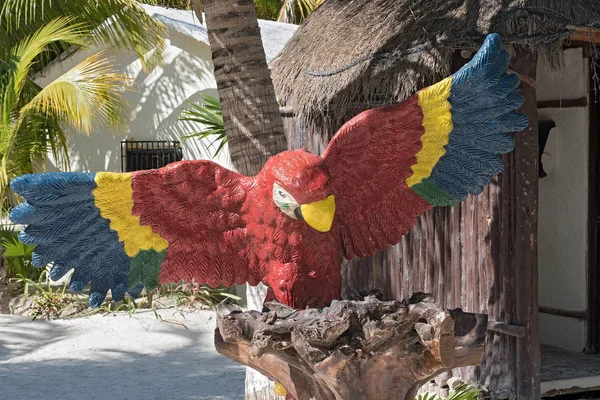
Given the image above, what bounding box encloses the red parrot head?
[258,149,335,233]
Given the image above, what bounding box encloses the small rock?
[60,302,83,318]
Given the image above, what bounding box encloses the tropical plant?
[179,95,227,157]
[197,0,287,177]
[0,228,39,280]
[93,296,138,317]
[0,18,133,205]
[0,0,165,71]
[255,0,324,23]
[197,1,288,397]
[187,0,323,24]
[10,273,78,319]
[416,385,481,400]
[171,278,240,309]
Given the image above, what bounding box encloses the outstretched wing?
[322,33,528,259]
[10,160,257,307]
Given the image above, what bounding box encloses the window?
[121,141,183,172]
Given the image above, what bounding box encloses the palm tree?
[174,0,324,24]
[0,0,167,202]
[198,0,287,177]
[0,0,168,202]
[0,18,134,202]
[0,0,165,70]
[255,0,324,23]
[191,0,287,397]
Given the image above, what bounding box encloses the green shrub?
[0,227,41,281]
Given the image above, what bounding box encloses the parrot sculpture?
[10,34,527,310]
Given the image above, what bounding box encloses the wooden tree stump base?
[215,292,488,400]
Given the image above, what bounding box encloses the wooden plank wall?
[282,115,519,396]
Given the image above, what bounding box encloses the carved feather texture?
[10,34,526,310]
[321,33,527,258]
[10,173,130,307]
[131,161,255,288]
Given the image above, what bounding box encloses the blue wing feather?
[425,34,528,202]
[10,172,134,307]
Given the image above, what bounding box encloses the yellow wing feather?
[93,172,168,257]
[406,77,454,187]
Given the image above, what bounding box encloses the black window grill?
[121,141,183,172]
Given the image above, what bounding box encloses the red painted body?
[130,97,430,309]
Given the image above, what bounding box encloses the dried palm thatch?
[270,0,600,124]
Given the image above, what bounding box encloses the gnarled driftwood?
[215,292,487,400]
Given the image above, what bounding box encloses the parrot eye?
[272,183,299,220]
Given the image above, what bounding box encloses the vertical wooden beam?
[0,252,8,313]
[588,53,600,353]
[511,48,541,399]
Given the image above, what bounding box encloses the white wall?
[537,47,589,351]
[37,29,232,173]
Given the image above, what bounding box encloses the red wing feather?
[131,160,260,287]
[323,97,431,259]
[323,35,527,260]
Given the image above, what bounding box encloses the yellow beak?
[300,195,335,233]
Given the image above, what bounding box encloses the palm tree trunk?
[199,0,287,177]
[192,1,287,398]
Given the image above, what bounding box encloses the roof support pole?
[511,48,541,399]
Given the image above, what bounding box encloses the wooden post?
[511,48,541,399]
[587,52,600,353]
[0,251,9,313]
[215,294,488,400]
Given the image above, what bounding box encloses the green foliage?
[417,385,481,400]
[0,0,165,71]
[417,393,439,400]
[446,385,481,400]
[10,273,79,320]
[269,0,325,24]
[171,278,240,309]
[179,95,227,157]
[93,296,138,318]
[0,227,40,280]
[185,0,324,24]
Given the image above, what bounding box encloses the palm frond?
[277,0,323,23]
[21,52,131,134]
[416,392,440,400]
[0,51,130,202]
[179,95,227,158]
[415,385,480,400]
[0,0,166,70]
[2,17,87,124]
[446,385,481,400]
[190,0,322,24]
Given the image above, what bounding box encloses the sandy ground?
[0,309,245,400]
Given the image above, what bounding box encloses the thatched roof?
[270,0,600,124]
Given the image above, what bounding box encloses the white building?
[36,5,297,173]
